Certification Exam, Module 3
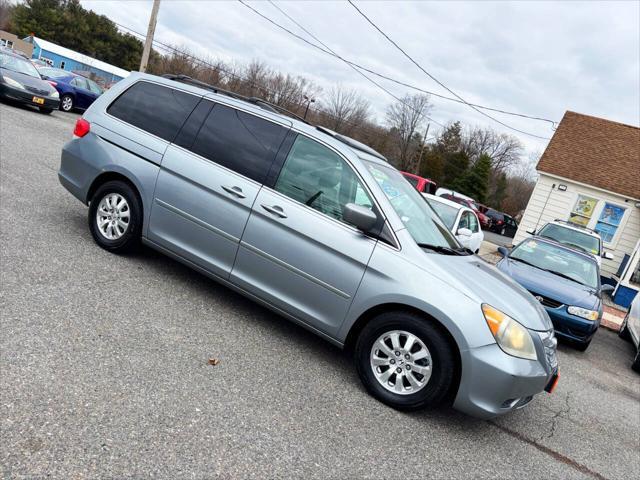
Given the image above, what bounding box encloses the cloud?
[81,0,639,156]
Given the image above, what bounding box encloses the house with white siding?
[514,111,640,308]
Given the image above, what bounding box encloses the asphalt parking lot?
[1,101,639,479]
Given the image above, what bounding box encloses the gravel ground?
[1,101,639,479]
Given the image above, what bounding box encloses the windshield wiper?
[417,243,470,256]
[511,257,591,288]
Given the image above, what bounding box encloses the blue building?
[24,36,129,86]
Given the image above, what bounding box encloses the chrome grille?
[529,291,564,309]
[538,330,558,370]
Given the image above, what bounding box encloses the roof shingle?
[537,111,640,199]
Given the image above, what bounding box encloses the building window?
[568,195,598,227]
[60,61,66,69]
[0,39,6,46]
[594,202,626,243]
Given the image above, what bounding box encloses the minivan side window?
[274,135,373,223]
[107,82,200,142]
[189,103,288,184]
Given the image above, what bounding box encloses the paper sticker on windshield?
[521,241,537,252]
[382,183,401,199]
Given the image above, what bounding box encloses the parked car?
[497,236,614,351]
[486,209,518,237]
[30,58,50,67]
[618,293,640,372]
[423,194,484,253]
[37,67,104,112]
[59,72,559,418]
[0,50,59,114]
[401,171,437,194]
[437,191,492,230]
[528,220,613,266]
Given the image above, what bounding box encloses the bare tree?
[0,0,12,30]
[321,85,370,135]
[385,94,432,171]
[463,126,524,172]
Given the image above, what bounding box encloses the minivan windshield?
[537,224,600,255]
[425,198,458,230]
[363,161,461,251]
[510,238,598,289]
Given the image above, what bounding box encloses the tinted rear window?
[189,103,288,183]
[402,174,420,189]
[107,81,199,142]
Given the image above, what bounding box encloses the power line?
[264,1,555,128]
[264,0,445,128]
[347,0,551,140]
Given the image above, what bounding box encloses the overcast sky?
[82,0,640,156]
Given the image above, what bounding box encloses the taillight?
[73,118,90,138]
[47,80,57,87]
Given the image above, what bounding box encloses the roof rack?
[315,126,387,161]
[552,219,597,234]
[162,74,310,124]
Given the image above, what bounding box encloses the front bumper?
[453,332,556,419]
[545,306,599,344]
[0,83,60,109]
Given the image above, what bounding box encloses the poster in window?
[573,196,598,217]
[594,203,626,243]
[568,213,590,226]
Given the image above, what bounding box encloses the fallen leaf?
[208,357,220,366]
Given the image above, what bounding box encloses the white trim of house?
[514,172,640,278]
[539,170,640,202]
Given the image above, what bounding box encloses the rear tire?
[39,107,53,114]
[618,314,631,341]
[88,180,142,254]
[355,311,457,411]
[632,348,640,373]
[575,339,592,352]
[60,94,73,112]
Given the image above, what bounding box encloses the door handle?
[221,185,246,199]
[261,204,287,218]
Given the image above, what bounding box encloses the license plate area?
[32,96,45,105]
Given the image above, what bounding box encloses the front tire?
[60,94,74,112]
[88,180,142,254]
[618,314,631,341]
[355,311,457,411]
[575,339,592,352]
[632,348,640,373]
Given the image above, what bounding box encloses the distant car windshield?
[511,238,598,289]
[538,224,600,255]
[0,53,40,78]
[426,198,458,230]
[39,67,70,79]
[363,161,460,250]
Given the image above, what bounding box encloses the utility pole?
[415,122,430,174]
[139,0,161,73]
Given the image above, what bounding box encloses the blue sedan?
[496,237,613,351]
[36,67,103,112]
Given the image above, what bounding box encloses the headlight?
[2,76,25,89]
[567,306,598,320]
[482,304,537,361]
[50,90,59,98]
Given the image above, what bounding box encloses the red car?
[439,194,492,230]
[401,172,438,194]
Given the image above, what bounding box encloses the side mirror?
[497,246,510,257]
[603,251,614,260]
[526,229,536,235]
[601,284,615,294]
[343,203,378,233]
[457,227,472,237]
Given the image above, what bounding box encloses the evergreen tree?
[490,172,508,209]
[458,153,491,203]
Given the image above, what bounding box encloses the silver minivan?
[59,73,558,418]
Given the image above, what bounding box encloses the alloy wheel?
[370,330,432,395]
[96,193,130,240]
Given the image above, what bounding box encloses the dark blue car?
[496,237,613,351]
[37,67,103,112]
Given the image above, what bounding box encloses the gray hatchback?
[59,73,558,418]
